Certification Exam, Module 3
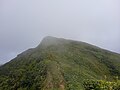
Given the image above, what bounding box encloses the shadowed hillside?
[0,36,120,90]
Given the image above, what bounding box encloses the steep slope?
[0,36,120,90]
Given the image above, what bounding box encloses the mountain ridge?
[0,36,120,90]
[40,36,120,54]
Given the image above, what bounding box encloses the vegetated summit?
[0,36,120,90]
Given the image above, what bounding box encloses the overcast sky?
[0,0,120,64]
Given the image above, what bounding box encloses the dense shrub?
[83,79,120,90]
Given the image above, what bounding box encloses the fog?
[0,0,120,64]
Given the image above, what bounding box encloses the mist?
[0,0,120,64]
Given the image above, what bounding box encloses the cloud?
[0,0,120,64]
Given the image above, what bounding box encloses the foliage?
[83,79,120,90]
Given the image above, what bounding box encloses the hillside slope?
[0,36,120,90]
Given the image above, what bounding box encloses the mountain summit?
[0,36,120,90]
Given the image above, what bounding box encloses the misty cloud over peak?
[0,0,120,64]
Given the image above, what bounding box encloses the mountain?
[0,36,120,90]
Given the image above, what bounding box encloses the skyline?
[0,0,120,64]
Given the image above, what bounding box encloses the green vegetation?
[83,79,120,90]
[0,36,120,90]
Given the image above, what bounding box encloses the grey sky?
[0,0,120,64]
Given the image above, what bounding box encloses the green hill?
[0,36,120,90]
